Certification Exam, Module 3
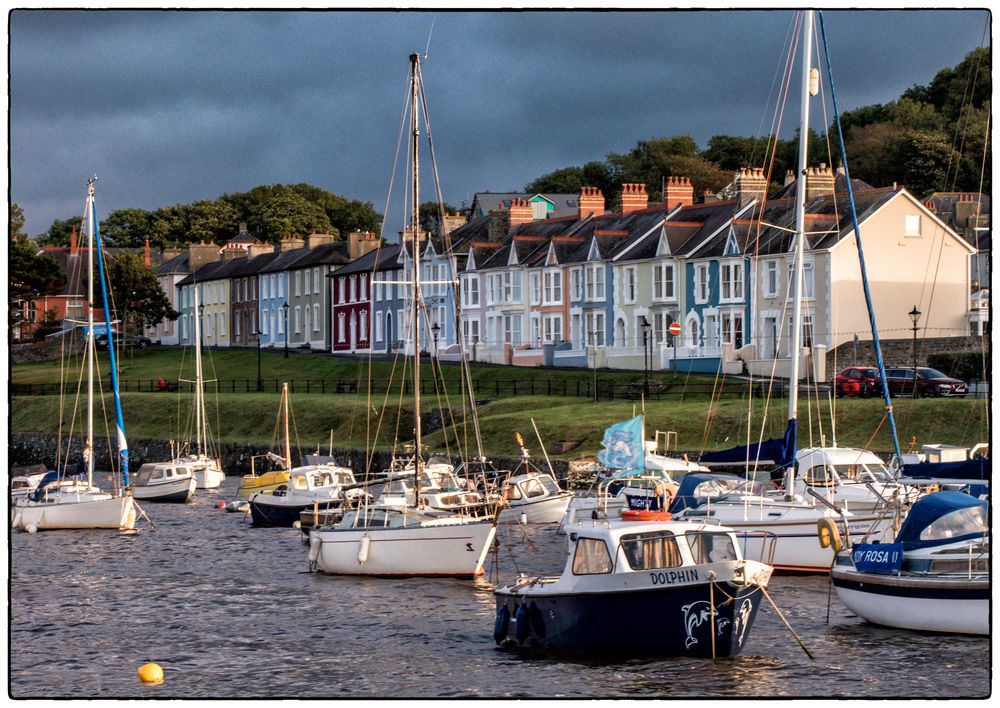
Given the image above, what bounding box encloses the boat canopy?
[900,457,989,483]
[28,471,63,502]
[699,420,796,469]
[668,472,764,514]
[895,491,987,550]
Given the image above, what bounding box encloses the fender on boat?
[493,604,510,643]
[357,534,371,564]
[514,603,530,643]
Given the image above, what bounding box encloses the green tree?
[101,208,153,248]
[106,251,178,331]
[39,216,83,246]
[419,200,458,236]
[10,204,67,335]
[248,188,334,242]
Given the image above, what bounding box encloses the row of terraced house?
[145,165,987,379]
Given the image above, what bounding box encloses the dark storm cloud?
[10,8,989,236]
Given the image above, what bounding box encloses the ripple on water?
[10,480,991,698]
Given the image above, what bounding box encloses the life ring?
[816,517,843,552]
[621,509,673,521]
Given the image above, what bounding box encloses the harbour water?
[9,478,989,699]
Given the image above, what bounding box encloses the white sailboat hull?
[498,493,573,524]
[192,466,226,490]
[12,494,136,531]
[832,580,987,635]
[310,518,496,578]
[132,476,196,503]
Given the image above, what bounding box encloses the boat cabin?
[290,466,355,492]
[796,447,894,487]
[503,472,561,502]
[134,463,194,485]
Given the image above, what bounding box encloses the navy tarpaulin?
[700,420,797,468]
[28,471,62,502]
[895,491,987,550]
[901,457,989,482]
[668,473,745,514]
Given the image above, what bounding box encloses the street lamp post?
[431,321,440,359]
[641,317,651,398]
[198,301,206,349]
[282,301,290,358]
[908,305,921,399]
[256,331,263,392]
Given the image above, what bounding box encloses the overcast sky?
[9,8,990,238]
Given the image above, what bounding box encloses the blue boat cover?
[28,471,62,502]
[900,457,989,482]
[700,420,797,468]
[895,491,987,550]
[668,472,745,514]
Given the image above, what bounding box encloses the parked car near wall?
[834,367,882,398]
[95,332,152,351]
[882,367,968,397]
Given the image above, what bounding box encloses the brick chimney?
[348,231,380,259]
[662,177,693,210]
[805,163,835,201]
[222,246,245,262]
[620,183,649,214]
[188,241,220,270]
[70,226,78,255]
[488,206,510,241]
[143,238,151,266]
[702,189,717,203]
[509,198,534,227]
[306,231,336,250]
[954,194,981,232]
[440,211,468,238]
[163,247,184,261]
[248,243,276,258]
[578,186,605,220]
[735,167,768,207]
[278,234,305,253]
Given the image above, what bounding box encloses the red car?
[835,367,881,398]
[882,367,968,397]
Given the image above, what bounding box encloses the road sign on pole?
[669,322,682,336]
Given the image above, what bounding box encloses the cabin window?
[622,531,683,570]
[919,505,986,542]
[571,538,613,575]
[522,479,546,498]
[803,465,834,486]
[504,483,523,501]
[152,469,163,480]
[293,476,308,490]
[687,532,738,564]
[540,476,560,494]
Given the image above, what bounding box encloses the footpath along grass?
[11,388,989,460]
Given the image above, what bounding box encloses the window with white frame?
[350,275,357,302]
[530,272,541,305]
[571,268,582,301]
[704,314,717,348]
[695,264,710,303]
[503,271,522,303]
[653,262,675,301]
[503,314,523,345]
[338,278,345,303]
[295,271,301,296]
[467,275,479,306]
[314,268,321,295]
[653,311,674,345]
[764,260,779,297]
[543,270,562,304]
[218,313,226,337]
[802,313,814,348]
[721,312,744,348]
[530,314,541,346]
[585,265,605,301]
[313,304,320,332]
[571,313,582,346]
[624,266,637,304]
[462,318,480,345]
[905,214,921,237]
[359,310,368,342]
[277,275,284,298]
[304,269,311,295]
[586,311,605,346]
[294,306,301,334]
[360,273,367,300]
[337,313,346,343]
[720,261,744,302]
[235,313,241,337]
[262,308,269,335]
[788,261,815,300]
[375,311,384,342]
[543,314,563,344]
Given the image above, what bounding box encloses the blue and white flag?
[597,415,645,473]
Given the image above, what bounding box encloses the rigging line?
[379,73,413,243]
[750,13,799,169]
[423,15,436,60]
[943,29,988,191]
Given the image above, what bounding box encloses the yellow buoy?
[137,663,164,684]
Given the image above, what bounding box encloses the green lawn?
[11,385,988,460]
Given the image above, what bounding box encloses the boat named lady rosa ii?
[830,491,988,635]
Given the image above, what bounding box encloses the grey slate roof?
[330,244,403,277]
[470,192,580,219]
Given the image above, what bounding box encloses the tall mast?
[85,181,95,486]
[410,52,424,506]
[787,10,814,456]
[193,284,203,454]
[282,382,292,470]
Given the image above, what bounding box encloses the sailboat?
[11,179,136,532]
[307,53,500,578]
[248,383,357,527]
[176,285,226,489]
[670,11,895,571]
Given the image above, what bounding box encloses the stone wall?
[824,335,989,379]
[8,433,569,484]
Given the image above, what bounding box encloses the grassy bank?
[11,388,988,461]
